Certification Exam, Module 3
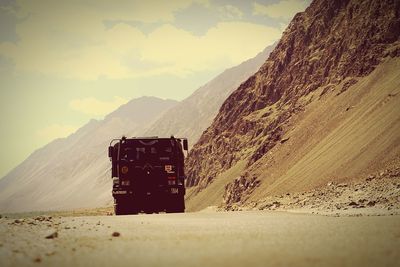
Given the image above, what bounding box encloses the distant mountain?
[185,0,400,211]
[0,97,177,212]
[144,43,276,147]
[0,42,277,212]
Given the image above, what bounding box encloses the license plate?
[171,188,179,194]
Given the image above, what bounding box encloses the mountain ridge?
[0,97,178,212]
[0,43,276,212]
[185,0,400,210]
[144,44,276,146]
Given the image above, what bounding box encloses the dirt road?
[1,211,399,267]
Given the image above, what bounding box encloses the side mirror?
[108,146,114,158]
[183,139,188,151]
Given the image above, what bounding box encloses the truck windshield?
[120,140,174,162]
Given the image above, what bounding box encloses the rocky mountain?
[185,0,400,211]
[0,97,178,212]
[144,44,276,147]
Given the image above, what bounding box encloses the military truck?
[108,136,188,215]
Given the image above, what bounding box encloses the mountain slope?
[144,44,276,146]
[185,0,400,211]
[0,97,177,212]
[0,43,276,213]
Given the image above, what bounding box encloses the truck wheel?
[114,203,126,215]
[114,199,129,215]
[130,209,139,215]
[166,195,185,213]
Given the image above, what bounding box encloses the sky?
[0,0,310,178]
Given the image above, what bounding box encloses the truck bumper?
[112,186,185,198]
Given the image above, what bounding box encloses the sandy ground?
[0,211,399,267]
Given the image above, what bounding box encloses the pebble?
[45,231,58,239]
[112,232,120,237]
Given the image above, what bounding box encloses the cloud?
[69,96,128,116]
[140,22,281,76]
[0,0,283,80]
[217,5,243,20]
[253,0,309,19]
[36,124,78,141]
[0,20,281,79]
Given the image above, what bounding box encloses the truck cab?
[108,136,188,215]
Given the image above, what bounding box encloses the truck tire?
[114,198,136,215]
[166,195,185,213]
[114,201,128,215]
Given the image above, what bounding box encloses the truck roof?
[109,136,188,151]
[125,136,186,140]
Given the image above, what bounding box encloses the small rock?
[33,257,41,263]
[35,216,45,222]
[349,201,358,206]
[280,137,290,144]
[112,231,120,237]
[45,231,58,239]
[366,175,375,182]
[367,201,376,207]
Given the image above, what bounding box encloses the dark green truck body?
[108,136,188,215]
